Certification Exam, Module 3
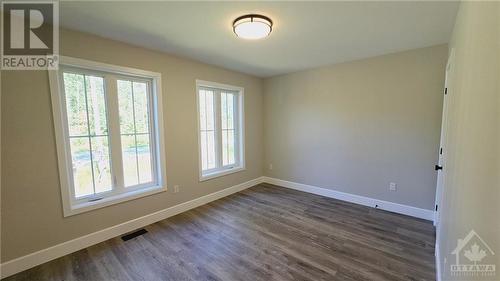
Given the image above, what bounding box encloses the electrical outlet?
[389,182,397,191]
[269,164,273,170]
[173,185,180,193]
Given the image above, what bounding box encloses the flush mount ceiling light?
[233,14,273,40]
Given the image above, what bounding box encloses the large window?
[50,57,166,216]
[196,80,245,180]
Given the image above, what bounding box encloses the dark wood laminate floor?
[4,183,436,281]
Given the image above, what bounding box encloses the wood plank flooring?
[4,183,436,281]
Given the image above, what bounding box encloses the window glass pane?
[227,93,234,129]
[221,93,228,129]
[207,131,216,169]
[117,80,135,134]
[121,135,139,187]
[137,134,153,183]
[200,131,208,170]
[118,79,154,187]
[133,82,149,134]
[222,130,228,165]
[85,75,107,135]
[63,73,87,136]
[91,136,112,193]
[222,130,236,166]
[222,92,236,167]
[199,90,206,131]
[200,130,216,170]
[199,88,216,172]
[228,130,235,165]
[205,90,215,130]
[70,137,93,197]
[221,92,235,130]
[64,72,112,198]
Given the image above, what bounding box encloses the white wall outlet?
[389,182,397,191]
[173,185,180,193]
[269,164,273,170]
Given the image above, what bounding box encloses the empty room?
[1,1,499,280]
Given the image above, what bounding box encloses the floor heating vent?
[121,228,148,241]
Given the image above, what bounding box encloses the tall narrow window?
[196,81,244,180]
[117,80,154,187]
[50,57,166,216]
[199,88,216,171]
[64,73,112,198]
[221,92,236,166]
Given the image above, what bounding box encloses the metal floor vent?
[121,228,148,241]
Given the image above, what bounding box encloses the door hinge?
[444,88,448,95]
[435,205,438,211]
[440,148,443,155]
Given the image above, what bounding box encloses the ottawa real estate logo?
[451,230,496,278]
[1,1,59,70]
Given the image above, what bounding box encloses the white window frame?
[196,80,245,181]
[49,56,167,217]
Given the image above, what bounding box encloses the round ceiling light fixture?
[233,14,273,40]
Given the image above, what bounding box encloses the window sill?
[64,185,167,217]
[200,166,246,182]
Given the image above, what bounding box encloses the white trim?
[65,185,166,216]
[262,177,434,221]
[433,50,455,281]
[195,80,245,181]
[434,48,455,227]
[59,56,162,79]
[0,177,265,279]
[435,241,442,281]
[196,79,244,93]
[49,56,167,217]
[199,167,246,182]
[48,69,73,216]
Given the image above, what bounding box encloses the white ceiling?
[60,1,459,77]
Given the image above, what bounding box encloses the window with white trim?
[196,81,245,180]
[50,57,166,216]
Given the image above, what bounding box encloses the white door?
[434,49,454,231]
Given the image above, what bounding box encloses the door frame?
[434,49,455,231]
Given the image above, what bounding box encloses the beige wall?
[263,45,448,210]
[437,2,499,280]
[0,29,264,262]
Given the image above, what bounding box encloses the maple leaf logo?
[464,243,487,264]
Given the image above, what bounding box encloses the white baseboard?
[435,242,442,281]
[261,177,434,221]
[0,177,265,279]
